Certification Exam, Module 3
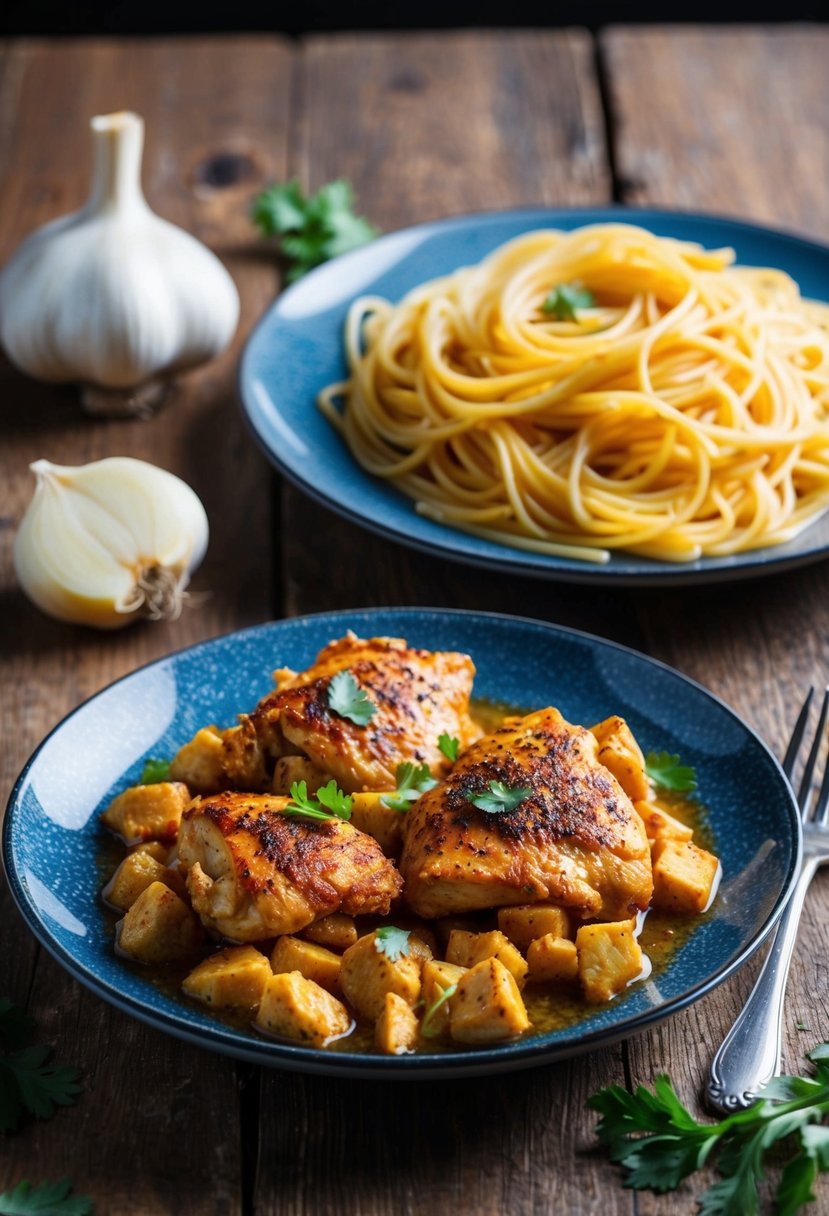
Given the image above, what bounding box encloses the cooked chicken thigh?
[178,792,403,941]
[171,634,478,796]
[400,708,653,921]
[253,634,478,792]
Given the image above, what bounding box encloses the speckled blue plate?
[240,206,829,586]
[2,609,801,1078]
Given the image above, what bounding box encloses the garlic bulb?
[15,457,209,629]
[0,112,239,413]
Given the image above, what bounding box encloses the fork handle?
[706,858,819,1113]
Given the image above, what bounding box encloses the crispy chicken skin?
[400,708,653,921]
[178,792,403,942]
[251,634,478,792]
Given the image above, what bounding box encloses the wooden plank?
[602,26,829,1214]
[258,31,633,1216]
[0,36,293,1213]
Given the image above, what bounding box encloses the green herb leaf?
[0,1178,93,1216]
[421,983,458,1038]
[140,758,170,784]
[374,926,412,963]
[283,780,352,824]
[327,670,377,727]
[588,1041,829,1215]
[438,733,460,762]
[644,751,698,793]
[541,283,595,321]
[381,762,438,813]
[252,178,378,281]
[466,780,532,814]
[0,1000,82,1134]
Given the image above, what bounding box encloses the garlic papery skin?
[0,112,239,398]
[14,457,209,630]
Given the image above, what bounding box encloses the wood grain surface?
[1,26,827,1216]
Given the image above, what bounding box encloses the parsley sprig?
[465,780,532,814]
[438,733,460,762]
[541,283,595,321]
[0,1178,93,1215]
[421,983,458,1039]
[374,926,412,962]
[645,751,698,793]
[589,1042,829,1215]
[140,757,170,784]
[0,998,82,1133]
[327,669,377,727]
[252,179,379,281]
[283,780,352,823]
[381,763,437,813]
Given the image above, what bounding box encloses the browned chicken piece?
[250,633,478,792]
[400,707,653,922]
[178,792,403,942]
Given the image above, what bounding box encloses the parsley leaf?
[327,670,377,727]
[438,733,460,762]
[283,780,352,823]
[421,983,458,1038]
[465,780,532,814]
[589,1041,829,1215]
[0,999,82,1134]
[140,757,170,784]
[0,1178,93,1216]
[252,178,378,281]
[381,762,438,813]
[645,751,698,793]
[541,283,595,321]
[374,926,412,963]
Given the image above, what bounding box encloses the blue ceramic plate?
[3,609,801,1078]
[240,206,829,586]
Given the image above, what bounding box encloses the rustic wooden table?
[2,26,828,1215]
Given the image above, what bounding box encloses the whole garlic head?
[0,112,239,397]
[15,457,209,629]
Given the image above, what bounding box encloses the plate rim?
[2,606,803,1079]
[239,203,829,588]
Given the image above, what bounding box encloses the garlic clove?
[14,457,210,630]
[0,112,240,401]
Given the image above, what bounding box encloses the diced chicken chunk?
[375,992,419,1055]
[497,904,572,951]
[302,914,358,952]
[448,958,530,1043]
[270,937,342,993]
[339,931,432,1022]
[526,935,579,984]
[255,972,352,1046]
[117,882,204,964]
[182,945,272,1012]
[102,850,186,911]
[590,716,650,802]
[420,960,468,1038]
[101,782,190,844]
[576,919,644,1004]
[445,929,527,988]
[652,841,720,914]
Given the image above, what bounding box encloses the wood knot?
[388,70,425,93]
[194,151,258,190]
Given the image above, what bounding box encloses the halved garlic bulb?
[15,458,209,629]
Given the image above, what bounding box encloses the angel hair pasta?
[318,224,829,563]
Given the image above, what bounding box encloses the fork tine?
[797,687,829,811]
[812,755,829,826]
[783,687,814,779]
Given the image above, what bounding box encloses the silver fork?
[706,687,829,1113]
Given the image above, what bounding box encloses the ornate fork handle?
[706,856,820,1113]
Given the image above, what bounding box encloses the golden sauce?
[98,705,717,1054]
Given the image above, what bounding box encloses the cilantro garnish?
[0,998,82,1133]
[0,1178,93,1216]
[374,926,412,963]
[589,1041,829,1215]
[645,751,698,793]
[541,284,595,321]
[139,758,170,784]
[252,178,379,282]
[438,733,460,762]
[283,780,353,823]
[465,780,532,814]
[381,762,437,813]
[327,669,377,727]
[421,983,458,1039]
